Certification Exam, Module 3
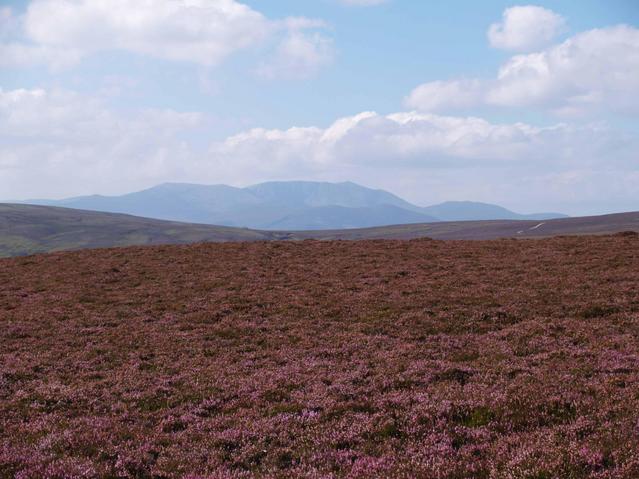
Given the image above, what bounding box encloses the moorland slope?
[302,211,639,241]
[1,236,639,477]
[0,203,285,257]
[1,204,637,257]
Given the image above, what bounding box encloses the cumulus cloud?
[408,25,639,116]
[0,87,204,198]
[488,5,565,52]
[404,79,484,113]
[208,111,625,175]
[0,0,332,74]
[20,0,270,66]
[257,29,334,80]
[488,25,639,115]
[0,7,86,69]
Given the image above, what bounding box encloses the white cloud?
[0,88,203,198]
[0,43,83,70]
[257,29,334,80]
[0,7,87,69]
[404,79,484,112]
[213,111,597,164]
[408,25,639,116]
[0,88,201,139]
[488,25,639,115]
[488,5,565,52]
[22,0,270,66]
[0,0,332,75]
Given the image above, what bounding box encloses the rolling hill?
[298,212,639,241]
[265,204,438,230]
[18,181,565,229]
[420,201,567,221]
[0,203,637,257]
[0,203,286,258]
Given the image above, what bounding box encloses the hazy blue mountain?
[265,205,438,230]
[19,181,567,229]
[420,201,568,222]
[29,183,260,224]
[247,181,420,210]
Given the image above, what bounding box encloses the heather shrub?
[1,236,638,477]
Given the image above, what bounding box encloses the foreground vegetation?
[1,235,639,477]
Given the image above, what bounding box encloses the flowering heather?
[1,235,639,478]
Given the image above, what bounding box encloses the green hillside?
[0,204,282,257]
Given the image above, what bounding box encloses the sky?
[1,0,638,215]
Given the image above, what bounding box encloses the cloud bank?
[0,0,333,76]
[406,25,639,116]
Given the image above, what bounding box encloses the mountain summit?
[21,181,566,230]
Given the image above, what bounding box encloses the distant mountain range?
[19,181,567,230]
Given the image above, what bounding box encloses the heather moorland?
[2,235,639,478]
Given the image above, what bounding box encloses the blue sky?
[1,0,638,214]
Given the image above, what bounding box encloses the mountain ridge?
[16,181,567,230]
